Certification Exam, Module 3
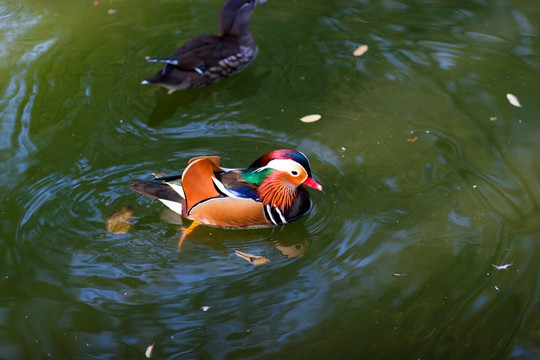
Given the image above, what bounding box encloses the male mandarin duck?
[131,149,322,248]
[142,0,266,94]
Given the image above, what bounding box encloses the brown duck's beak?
[304,177,323,191]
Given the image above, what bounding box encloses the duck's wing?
[173,34,246,70]
[171,34,220,58]
[145,34,221,72]
[181,156,225,213]
[214,170,259,200]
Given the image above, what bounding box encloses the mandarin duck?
[131,149,322,248]
[142,0,266,94]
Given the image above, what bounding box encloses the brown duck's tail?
[145,56,179,65]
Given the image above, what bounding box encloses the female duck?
[142,0,266,94]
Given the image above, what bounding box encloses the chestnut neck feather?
[257,172,297,210]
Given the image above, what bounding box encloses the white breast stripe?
[265,204,278,225]
[275,207,287,224]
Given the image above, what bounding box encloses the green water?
[1,0,540,358]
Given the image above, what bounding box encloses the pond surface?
[1,0,540,358]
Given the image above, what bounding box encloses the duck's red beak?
[304,177,323,191]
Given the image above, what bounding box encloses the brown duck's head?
[218,0,266,37]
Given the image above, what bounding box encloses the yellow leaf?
[353,45,369,57]
[234,250,271,266]
[506,93,522,107]
[300,114,321,123]
[106,206,134,234]
[145,343,154,358]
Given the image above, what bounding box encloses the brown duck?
[142,0,266,94]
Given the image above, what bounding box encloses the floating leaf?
[106,206,134,234]
[393,273,408,277]
[234,250,271,266]
[145,343,154,358]
[300,114,321,123]
[492,262,513,270]
[353,45,369,57]
[506,93,522,107]
[407,136,418,142]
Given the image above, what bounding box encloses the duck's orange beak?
[304,177,323,191]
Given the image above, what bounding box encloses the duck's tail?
[145,56,179,66]
[131,175,186,216]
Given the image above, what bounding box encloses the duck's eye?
[291,170,299,176]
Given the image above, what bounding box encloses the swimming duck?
[142,0,266,94]
[131,149,322,247]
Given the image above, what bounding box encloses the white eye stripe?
[259,159,307,176]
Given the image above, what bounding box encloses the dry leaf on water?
[106,205,134,234]
[145,343,154,358]
[506,93,522,107]
[234,250,271,266]
[353,45,368,57]
[300,114,321,123]
[492,262,513,270]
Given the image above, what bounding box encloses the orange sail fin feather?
[181,156,223,214]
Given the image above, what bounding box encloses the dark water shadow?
[145,68,267,127]
[146,87,208,127]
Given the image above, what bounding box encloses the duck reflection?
[159,209,313,258]
[274,237,311,258]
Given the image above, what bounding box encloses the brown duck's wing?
[188,196,270,228]
[176,54,206,71]
[172,35,225,70]
[175,35,253,70]
[182,156,224,213]
[171,34,220,57]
